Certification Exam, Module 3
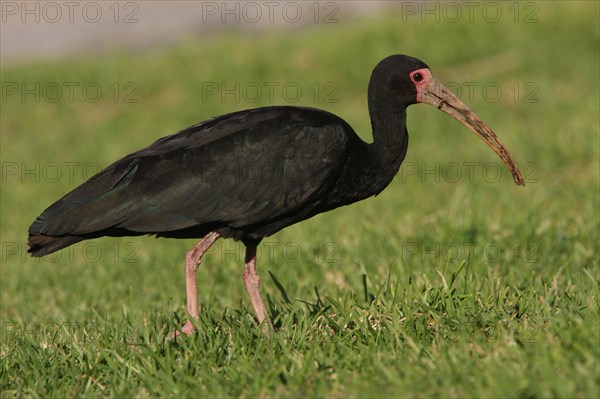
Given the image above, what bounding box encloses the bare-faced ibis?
[28,55,524,336]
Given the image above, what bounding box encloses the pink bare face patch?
[409,68,433,103]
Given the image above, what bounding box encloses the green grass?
[1,2,599,397]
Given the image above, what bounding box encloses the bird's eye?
[413,72,423,82]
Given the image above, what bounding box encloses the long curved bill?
[416,70,525,186]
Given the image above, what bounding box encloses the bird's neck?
[325,97,410,207]
[336,103,409,205]
[361,100,409,192]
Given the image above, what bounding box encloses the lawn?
[1,2,599,397]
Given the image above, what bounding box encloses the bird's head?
[371,54,525,186]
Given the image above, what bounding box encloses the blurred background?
[2,1,398,61]
[1,1,598,397]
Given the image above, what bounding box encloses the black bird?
[28,55,524,336]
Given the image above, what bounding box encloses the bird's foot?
[172,320,196,339]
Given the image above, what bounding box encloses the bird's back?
[28,106,357,256]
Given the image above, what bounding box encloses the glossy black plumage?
[29,56,428,257]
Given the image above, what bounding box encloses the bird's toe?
[172,320,196,339]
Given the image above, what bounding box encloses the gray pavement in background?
[1,1,401,63]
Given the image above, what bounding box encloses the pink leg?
[174,232,220,337]
[243,245,273,335]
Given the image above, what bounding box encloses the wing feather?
[29,106,350,239]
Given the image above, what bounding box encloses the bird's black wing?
[29,106,351,243]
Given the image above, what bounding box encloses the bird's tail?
[27,233,85,257]
[27,215,84,257]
